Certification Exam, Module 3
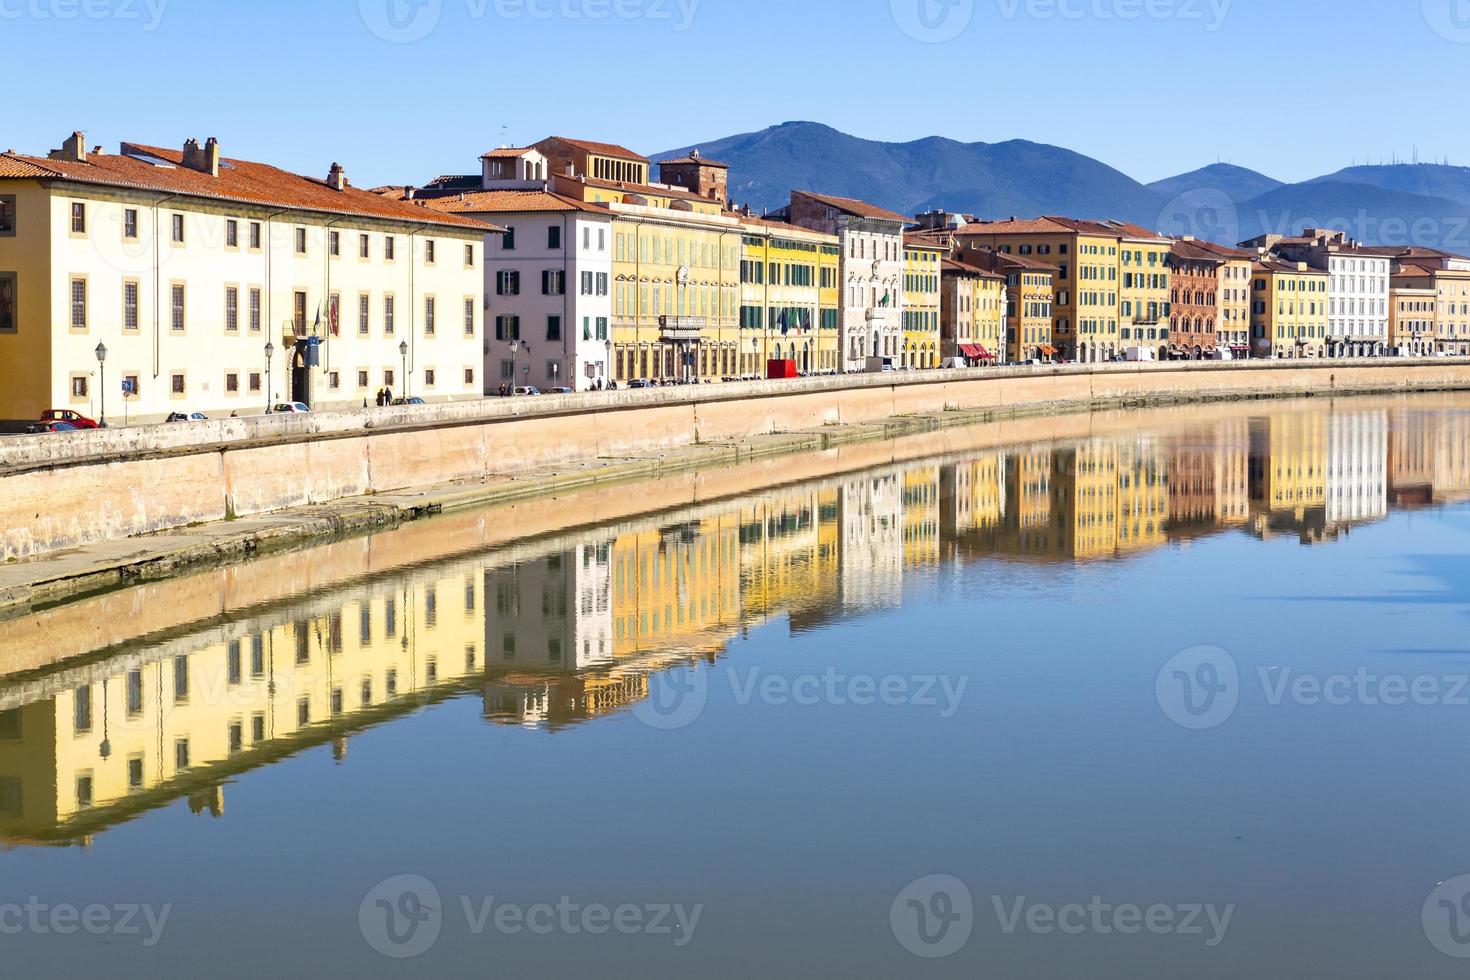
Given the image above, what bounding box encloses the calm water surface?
[6,395,1470,977]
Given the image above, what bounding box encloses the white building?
[410,147,614,392]
[784,191,906,372]
[1274,229,1390,357]
[0,132,492,425]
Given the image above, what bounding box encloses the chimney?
[404,185,416,201]
[48,131,88,164]
[181,137,220,177]
[1182,235,1196,242]
[327,162,347,191]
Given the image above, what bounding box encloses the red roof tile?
[792,190,910,224]
[417,189,602,216]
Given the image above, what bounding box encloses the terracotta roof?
[903,231,947,251]
[792,190,909,224]
[941,258,1005,281]
[661,154,729,169]
[958,215,1122,238]
[960,247,1058,275]
[1174,238,1254,261]
[542,136,647,163]
[1101,219,1170,242]
[1253,257,1327,276]
[1169,239,1227,264]
[1392,264,1436,278]
[368,185,412,200]
[736,214,837,241]
[480,147,536,159]
[417,189,603,216]
[0,142,488,230]
[560,173,713,204]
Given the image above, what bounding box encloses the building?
[958,216,1124,363]
[419,187,614,391]
[738,216,840,376]
[657,150,730,209]
[0,132,492,425]
[1250,229,1391,357]
[955,246,1055,362]
[1167,238,1223,358]
[1366,246,1470,356]
[1177,237,1255,359]
[1389,276,1438,357]
[902,235,944,368]
[533,136,649,186]
[939,259,1005,365]
[1248,257,1330,358]
[1107,221,1172,355]
[783,191,908,372]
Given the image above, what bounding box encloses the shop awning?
[960,344,994,360]
[1039,345,1057,356]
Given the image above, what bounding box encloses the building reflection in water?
[2,405,1469,847]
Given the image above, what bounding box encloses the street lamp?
[94,341,107,427]
[264,341,275,409]
[399,340,409,397]
[509,339,519,394]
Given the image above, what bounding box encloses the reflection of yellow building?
[1059,442,1120,558]
[1213,418,1252,526]
[611,518,742,658]
[738,218,840,375]
[902,466,941,569]
[902,237,944,368]
[1116,439,1169,553]
[1249,411,1329,541]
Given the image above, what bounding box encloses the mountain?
[1147,164,1283,204]
[653,121,1165,227]
[652,123,1470,251]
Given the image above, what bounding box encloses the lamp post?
[509,339,519,394]
[264,341,275,410]
[399,340,409,398]
[94,341,108,427]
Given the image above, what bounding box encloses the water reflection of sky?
[5,399,1470,977]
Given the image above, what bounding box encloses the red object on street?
[766,359,797,380]
[39,409,99,428]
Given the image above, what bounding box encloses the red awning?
[961,344,994,360]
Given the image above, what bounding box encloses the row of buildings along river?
[1,405,1468,846]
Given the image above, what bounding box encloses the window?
[359,294,370,334]
[122,207,137,239]
[596,316,608,340]
[542,270,565,295]
[547,315,561,341]
[249,221,262,249]
[502,226,516,250]
[464,243,474,266]
[384,295,396,334]
[496,270,520,296]
[123,281,139,330]
[0,273,12,332]
[357,369,369,388]
[328,370,340,389]
[293,291,306,333]
[123,374,139,397]
[294,227,306,253]
[424,368,436,387]
[171,284,185,331]
[224,286,238,332]
[249,287,262,332]
[494,315,520,341]
[70,202,86,234]
[384,368,395,387]
[464,367,474,386]
[329,230,340,256]
[548,225,561,249]
[171,213,184,243]
[596,272,608,296]
[226,219,239,248]
[424,296,435,335]
[71,375,88,399]
[464,298,474,336]
[385,236,396,261]
[425,240,436,264]
[359,233,370,259]
[70,278,87,328]
[0,195,14,235]
[226,372,239,393]
[171,373,186,395]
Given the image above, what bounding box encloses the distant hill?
[1147,163,1283,204]
[651,123,1470,252]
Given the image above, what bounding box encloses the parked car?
[269,402,311,414]
[26,420,78,434]
[165,412,209,422]
[512,386,542,396]
[391,396,426,406]
[627,379,651,389]
[39,409,99,429]
[545,386,575,395]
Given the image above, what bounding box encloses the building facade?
[0,133,490,425]
[1256,229,1390,357]
[1167,239,1222,358]
[738,216,840,376]
[1389,280,1437,356]
[956,246,1055,362]
[1249,258,1329,358]
[939,259,1005,364]
[1110,222,1172,354]
[902,237,944,369]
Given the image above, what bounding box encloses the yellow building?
[958,216,1122,363]
[939,259,1006,365]
[1385,256,1470,357]
[610,517,743,657]
[1249,411,1329,540]
[1115,437,1169,554]
[1058,442,1120,558]
[551,172,742,383]
[738,217,840,376]
[1389,280,1438,356]
[901,466,941,569]
[1249,258,1329,358]
[902,237,944,368]
[1110,221,1172,353]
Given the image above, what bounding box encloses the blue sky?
[6,0,1469,187]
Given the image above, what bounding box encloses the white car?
[270,402,311,414]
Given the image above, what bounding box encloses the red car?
[39,409,99,429]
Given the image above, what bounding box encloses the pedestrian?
[384,386,394,404]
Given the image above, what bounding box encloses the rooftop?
[792,189,910,224]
